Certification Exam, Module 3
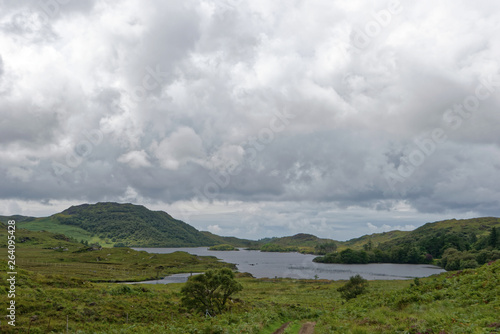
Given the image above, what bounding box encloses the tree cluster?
[314,227,500,270]
[314,241,338,255]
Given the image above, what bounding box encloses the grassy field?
[14,247,231,282]
[1,227,231,282]
[1,227,499,333]
[1,262,498,333]
[15,216,111,246]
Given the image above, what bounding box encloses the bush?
[181,268,243,316]
[110,285,133,295]
[337,274,368,301]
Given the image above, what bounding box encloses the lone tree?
[337,274,368,301]
[181,268,243,316]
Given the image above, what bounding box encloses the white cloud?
[366,222,416,234]
[119,186,144,203]
[393,225,416,231]
[117,150,151,168]
[151,127,205,170]
[0,0,499,239]
[207,224,222,234]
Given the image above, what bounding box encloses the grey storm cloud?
[0,0,500,239]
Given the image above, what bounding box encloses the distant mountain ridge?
[200,231,258,248]
[2,203,499,255]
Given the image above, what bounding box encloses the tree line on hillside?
[314,227,500,270]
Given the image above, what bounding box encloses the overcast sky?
[1,0,499,240]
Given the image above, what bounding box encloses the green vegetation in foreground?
[181,268,243,316]
[1,222,499,333]
[1,255,499,333]
[209,244,239,251]
[337,274,368,301]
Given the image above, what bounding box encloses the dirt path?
[298,322,316,334]
[272,322,291,334]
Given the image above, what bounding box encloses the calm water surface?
[133,247,445,283]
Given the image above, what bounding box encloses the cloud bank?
[0,0,499,239]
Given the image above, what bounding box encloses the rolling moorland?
[1,203,500,332]
[0,224,499,333]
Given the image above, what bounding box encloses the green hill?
[4,202,500,268]
[9,202,217,247]
[315,217,500,269]
[339,230,409,250]
[0,214,36,223]
[366,217,499,256]
[257,233,338,253]
[267,233,332,247]
[378,217,499,254]
[201,231,259,248]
